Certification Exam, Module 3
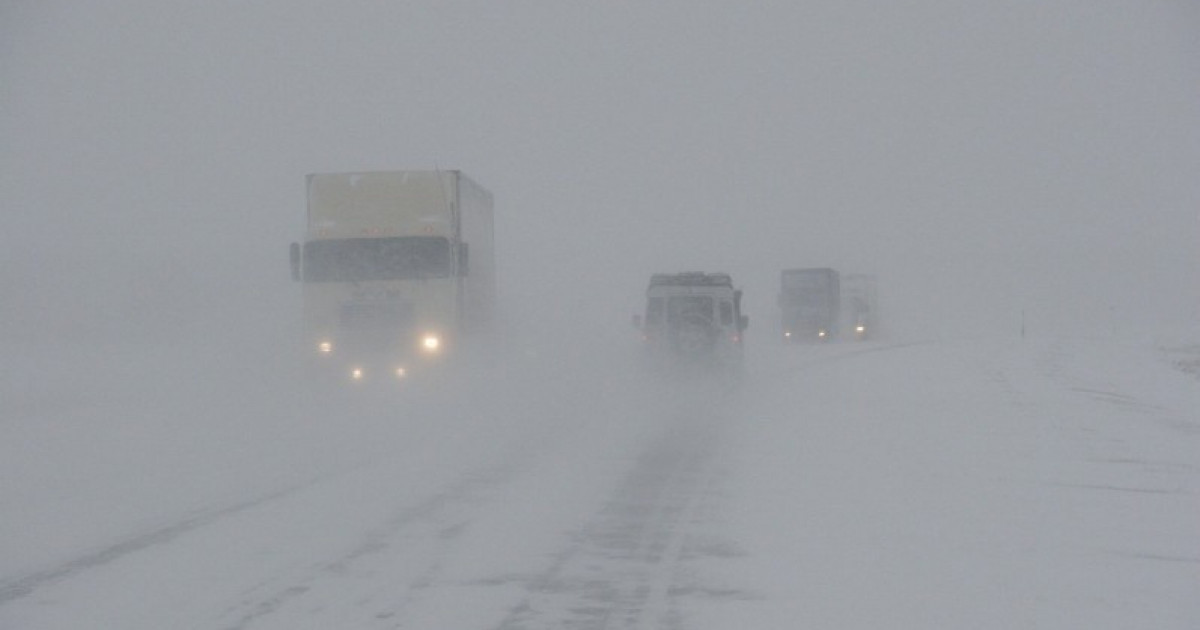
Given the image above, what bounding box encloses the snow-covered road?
[2,333,1197,629]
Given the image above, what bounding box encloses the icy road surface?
[2,333,1198,629]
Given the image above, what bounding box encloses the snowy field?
[5,2,1198,628]
[2,330,1198,629]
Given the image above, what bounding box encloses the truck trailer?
[290,171,494,382]
[842,273,878,340]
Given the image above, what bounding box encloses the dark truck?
[779,268,840,342]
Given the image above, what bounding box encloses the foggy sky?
[2,1,1198,345]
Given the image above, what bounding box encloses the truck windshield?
[782,288,830,304]
[303,237,450,282]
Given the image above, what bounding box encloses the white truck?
[634,272,747,370]
[290,171,495,382]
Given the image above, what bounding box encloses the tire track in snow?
[492,408,730,630]
[215,460,527,630]
[0,482,310,605]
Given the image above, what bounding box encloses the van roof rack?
[649,272,733,288]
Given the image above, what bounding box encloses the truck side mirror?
[290,242,301,281]
[740,315,749,331]
[631,314,642,329]
[458,244,469,277]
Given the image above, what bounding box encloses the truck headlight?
[350,367,365,381]
[318,340,333,354]
[421,334,441,353]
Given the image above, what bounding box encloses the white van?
[634,272,747,370]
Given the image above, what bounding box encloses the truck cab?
[779,267,840,342]
[290,171,494,383]
[635,272,747,370]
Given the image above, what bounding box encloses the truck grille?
[339,301,414,330]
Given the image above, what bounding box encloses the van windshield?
[303,236,450,282]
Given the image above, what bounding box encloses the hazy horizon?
[3,1,1198,346]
